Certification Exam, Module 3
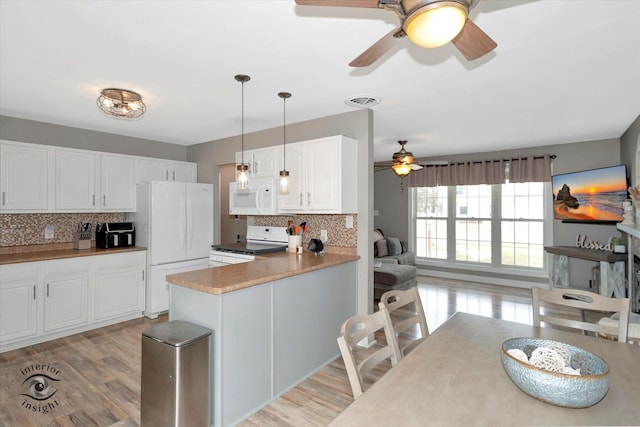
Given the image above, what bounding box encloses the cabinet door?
[94,252,145,320]
[306,138,339,211]
[170,161,197,182]
[100,154,136,210]
[0,264,38,343]
[252,147,281,178]
[137,158,169,182]
[0,142,48,210]
[43,259,89,332]
[55,148,97,210]
[278,144,305,211]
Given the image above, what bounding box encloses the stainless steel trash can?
[141,320,212,427]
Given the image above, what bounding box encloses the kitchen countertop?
[0,245,147,265]
[167,251,360,295]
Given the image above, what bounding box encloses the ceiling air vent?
[344,95,381,108]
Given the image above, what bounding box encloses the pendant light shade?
[278,91,292,195]
[235,74,251,190]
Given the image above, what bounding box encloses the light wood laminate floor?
[0,277,590,426]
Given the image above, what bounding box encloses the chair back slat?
[379,287,429,357]
[532,286,630,343]
[337,307,401,399]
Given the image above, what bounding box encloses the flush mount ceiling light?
[278,91,292,195]
[97,88,146,119]
[235,74,251,190]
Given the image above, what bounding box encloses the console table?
[544,246,627,298]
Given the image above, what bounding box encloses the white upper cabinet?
[100,154,136,211]
[55,148,97,210]
[2,140,197,212]
[0,141,49,211]
[278,135,357,214]
[236,146,282,179]
[171,161,197,182]
[136,158,197,183]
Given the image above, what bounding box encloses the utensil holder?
[288,235,301,253]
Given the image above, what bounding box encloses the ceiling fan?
[295,0,497,67]
[375,140,448,177]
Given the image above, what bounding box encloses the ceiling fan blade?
[451,19,497,61]
[295,0,380,7]
[349,27,403,67]
[410,164,423,170]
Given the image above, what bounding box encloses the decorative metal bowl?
[501,338,610,408]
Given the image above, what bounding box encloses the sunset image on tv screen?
[551,165,627,222]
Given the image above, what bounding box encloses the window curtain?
[507,155,552,183]
[407,155,552,188]
[407,160,505,187]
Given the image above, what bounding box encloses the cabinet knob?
[172,171,176,181]
[46,283,50,297]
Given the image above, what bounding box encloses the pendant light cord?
[282,95,286,170]
[241,79,245,166]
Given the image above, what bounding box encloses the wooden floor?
[0,277,578,427]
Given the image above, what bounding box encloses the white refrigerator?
[129,181,213,318]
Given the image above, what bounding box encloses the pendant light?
[235,74,251,190]
[278,91,292,195]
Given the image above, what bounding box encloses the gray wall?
[0,115,187,160]
[374,169,409,240]
[188,109,375,315]
[374,137,625,287]
[621,114,640,186]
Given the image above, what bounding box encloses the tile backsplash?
[0,213,126,247]
[253,214,357,248]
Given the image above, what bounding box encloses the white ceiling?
[1,1,639,162]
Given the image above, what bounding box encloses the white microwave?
[229,177,278,215]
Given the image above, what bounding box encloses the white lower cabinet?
[0,250,146,352]
[94,251,145,320]
[0,264,38,343]
[43,258,89,332]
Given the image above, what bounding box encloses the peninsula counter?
[166,251,359,427]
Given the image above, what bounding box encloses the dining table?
[329,312,640,426]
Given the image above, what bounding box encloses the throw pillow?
[373,229,384,241]
[387,237,402,256]
[376,239,389,257]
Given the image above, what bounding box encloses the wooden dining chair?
[379,286,429,357]
[531,286,630,343]
[337,307,402,399]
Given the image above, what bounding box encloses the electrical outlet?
[320,229,328,243]
[345,215,354,229]
[44,225,54,239]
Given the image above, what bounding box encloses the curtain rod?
[423,154,556,166]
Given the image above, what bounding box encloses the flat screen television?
[551,164,628,223]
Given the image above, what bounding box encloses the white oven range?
[209,226,289,267]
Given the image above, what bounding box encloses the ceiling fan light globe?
[392,163,412,177]
[405,2,467,48]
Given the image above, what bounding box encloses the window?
[412,182,548,274]
[415,187,447,259]
[501,182,545,268]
